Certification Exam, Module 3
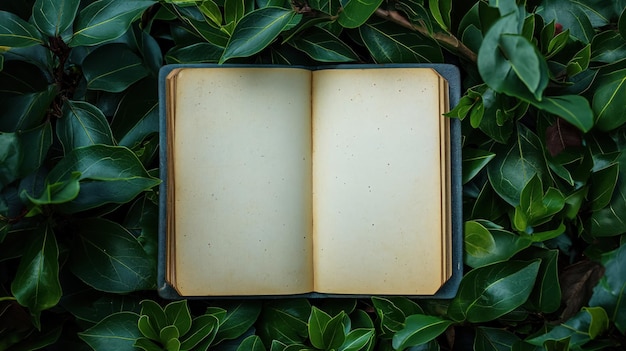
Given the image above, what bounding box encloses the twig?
[374,8,478,64]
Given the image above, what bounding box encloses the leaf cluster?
[1,0,626,350]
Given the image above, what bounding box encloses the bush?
[1,0,625,350]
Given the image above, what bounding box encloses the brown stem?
[374,8,477,64]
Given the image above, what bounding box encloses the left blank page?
[167,67,313,296]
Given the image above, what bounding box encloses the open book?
[159,64,461,297]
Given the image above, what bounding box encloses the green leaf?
[590,31,626,64]
[464,221,532,268]
[0,132,20,188]
[337,0,384,28]
[45,145,160,213]
[478,14,541,101]
[220,7,296,63]
[308,306,332,349]
[165,42,224,64]
[225,0,246,25]
[0,11,44,48]
[566,44,591,76]
[24,171,80,210]
[58,100,115,153]
[533,95,594,133]
[474,327,520,351]
[159,325,180,345]
[589,243,626,333]
[448,260,540,323]
[428,0,451,30]
[593,75,626,132]
[0,85,57,132]
[464,220,496,259]
[498,34,547,100]
[462,148,496,184]
[620,7,626,40]
[488,124,547,206]
[180,314,219,351]
[237,335,266,351]
[138,315,160,341]
[31,0,80,37]
[70,0,157,47]
[199,0,222,26]
[290,27,358,62]
[213,301,262,343]
[70,218,155,293]
[18,122,53,176]
[141,300,168,333]
[339,329,374,351]
[391,314,453,350]
[79,312,142,351]
[257,299,310,345]
[135,338,164,351]
[518,247,561,314]
[322,312,347,350]
[590,164,619,211]
[164,300,192,336]
[10,225,61,325]
[538,0,594,43]
[371,296,408,336]
[359,20,443,63]
[111,79,159,148]
[526,307,609,347]
[82,43,149,92]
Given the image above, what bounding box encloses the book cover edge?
[157,63,463,300]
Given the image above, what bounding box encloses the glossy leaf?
[474,327,520,351]
[220,7,296,63]
[465,221,532,268]
[82,44,149,92]
[590,31,626,64]
[371,296,408,336]
[462,148,495,184]
[428,0,451,31]
[213,301,262,344]
[538,0,594,43]
[593,76,626,132]
[257,299,310,345]
[138,315,159,341]
[70,0,157,47]
[519,247,561,313]
[498,33,547,100]
[309,307,346,350]
[533,95,594,133]
[448,260,540,323]
[180,314,219,351]
[18,122,53,176]
[79,312,142,351]
[589,243,626,333]
[337,0,384,28]
[359,20,443,63]
[31,0,80,37]
[141,300,168,333]
[111,79,159,148]
[620,7,626,40]
[224,0,246,25]
[237,335,266,351]
[589,164,619,211]
[10,225,61,324]
[526,307,609,347]
[339,329,374,351]
[164,300,192,336]
[391,314,453,350]
[290,27,358,62]
[44,145,160,213]
[0,86,57,132]
[487,124,547,206]
[0,11,44,48]
[165,42,224,64]
[70,218,155,293]
[58,100,115,153]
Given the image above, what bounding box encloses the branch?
[374,8,477,64]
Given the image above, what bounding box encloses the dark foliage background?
[1,0,626,350]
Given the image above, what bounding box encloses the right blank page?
[311,67,446,295]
